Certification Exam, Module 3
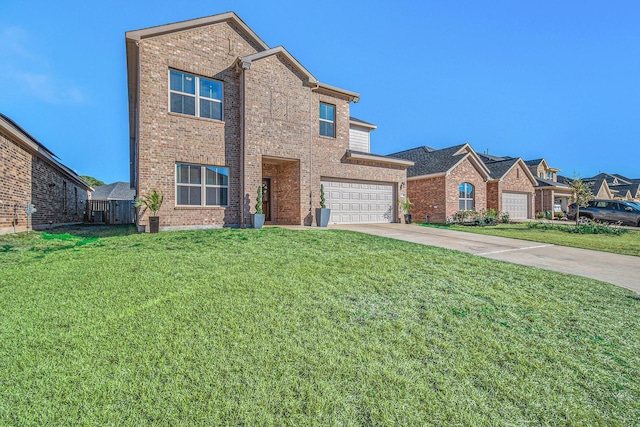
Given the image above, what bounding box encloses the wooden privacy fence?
[87,200,135,224]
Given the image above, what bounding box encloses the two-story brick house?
[126,12,412,230]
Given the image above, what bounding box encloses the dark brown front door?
[262,178,271,221]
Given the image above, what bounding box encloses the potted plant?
[401,197,414,224]
[251,186,265,229]
[135,190,164,233]
[315,184,331,227]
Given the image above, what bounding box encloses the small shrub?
[448,209,508,226]
[526,220,627,235]
[536,212,546,219]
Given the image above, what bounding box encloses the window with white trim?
[459,182,475,210]
[319,102,335,137]
[169,70,223,120]
[176,164,229,206]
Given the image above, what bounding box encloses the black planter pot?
[404,214,412,224]
[148,216,160,233]
[316,208,331,227]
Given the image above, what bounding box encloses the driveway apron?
[331,223,640,294]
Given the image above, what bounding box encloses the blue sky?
[2,0,639,184]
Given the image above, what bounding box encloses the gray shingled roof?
[483,158,519,179]
[389,144,469,178]
[477,153,512,163]
[535,177,571,189]
[91,182,136,200]
[524,158,544,167]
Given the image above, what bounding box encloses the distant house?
[390,144,491,223]
[524,159,573,213]
[0,113,91,234]
[91,182,135,201]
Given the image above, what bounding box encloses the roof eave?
[346,151,413,168]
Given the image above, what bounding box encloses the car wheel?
[578,215,590,225]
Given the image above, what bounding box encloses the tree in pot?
[135,190,164,233]
[316,184,331,227]
[401,197,414,224]
[251,185,265,229]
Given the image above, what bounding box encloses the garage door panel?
[321,179,395,224]
[502,193,529,219]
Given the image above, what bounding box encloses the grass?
[1,226,639,425]
[421,222,640,257]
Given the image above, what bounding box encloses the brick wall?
[446,158,487,220]
[407,176,446,223]
[1,129,88,234]
[488,162,535,217]
[136,21,262,230]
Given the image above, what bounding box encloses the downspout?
[238,59,251,228]
[309,83,314,224]
[239,65,246,228]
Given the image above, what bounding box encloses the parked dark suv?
[567,199,640,226]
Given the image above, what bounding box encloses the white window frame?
[175,163,229,207]
[459,182,475,210]
[319,102,335,138]
[169,70,223,121]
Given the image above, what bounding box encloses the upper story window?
[169,70,223,121]
[176,163,229,207]
[319,102,335,137]
[459,182,475,210]
[545,171,554,180]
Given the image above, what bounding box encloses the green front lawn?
[421,222,640,257]
[1,226,639,425]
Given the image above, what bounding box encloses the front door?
[262,178,271,221]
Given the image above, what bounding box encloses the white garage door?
[321,180,395,224]
[502,192,529,219]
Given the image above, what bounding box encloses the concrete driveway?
[331,223,640,293]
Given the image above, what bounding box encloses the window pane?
[206,167,229,186]
[320,121,334,137]
[200,99,222,120]
[170,93,195,115]
[218,168,229,186]
[200,78,222,100]
[170,70,195,94]
[220,187,228,206]
[189,165,201,184]
[205,187,228,206]
[176,164,189,184]
[177,185,189,205]
[206,187,219,205]
[189,186,201,205]
[459,200,465,210]
[320,103,334,121]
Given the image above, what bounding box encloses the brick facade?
[407,157,487,223]
[487,162,535,218]
[130,15,407,230]
[1,125,89,234]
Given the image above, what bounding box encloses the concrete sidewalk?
[330,223,640,293]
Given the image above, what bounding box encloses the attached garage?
[321,179,395,224]
[502,192,529,219]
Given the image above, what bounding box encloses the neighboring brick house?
[389,144,491,223]
[482,157,536,219]
[125,12,412,230]
[0,113,91,234]
[524,159,573,213]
